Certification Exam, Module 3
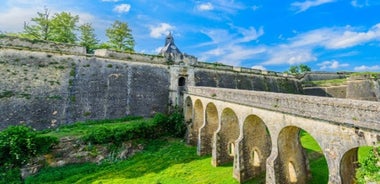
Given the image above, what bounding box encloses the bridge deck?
[187,86,380,131]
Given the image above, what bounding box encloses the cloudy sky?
[1,0,380,72]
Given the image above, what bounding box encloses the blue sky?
[1,0,380,72]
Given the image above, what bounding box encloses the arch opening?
[238,115,272,182]
[184,97,192,124]
[198,102,218,155]
[178,77,186,87]
[190,99,203,146]
[341,146,379,184]
[288,162,297,183]
[228,142,235,156]
[213,108,239,166]
[277,127,328,184]
[252,150,260,167]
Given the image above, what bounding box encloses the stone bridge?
[184,86,380,184]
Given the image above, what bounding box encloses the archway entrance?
[212,108,239,166]
[277,127,328,184]
[198,102,218,155]
[235,115,271,182]
[189,99,203,146]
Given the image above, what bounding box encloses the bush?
[356,147,380,183]
[82,111,186,144]
[0,125,57,169]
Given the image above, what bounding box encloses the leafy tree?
[286,64,311,74]
[79,23,99,53]
[288,65,300,74]
[23,7,51,40]
[106,20,135,52]
[50,12,79,44]
[299,64,311,73]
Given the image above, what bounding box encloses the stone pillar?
[233,137,245,182]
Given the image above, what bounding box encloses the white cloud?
[317,60,349,70]
[149,23,174,38]
[291,0,335,13]
[113,4,131,13]
[351,0,369,8]
[197,2,214,11]
[236,26,264,43]
[263,47,317,65]
[252,65,266,70]
[0,7,37,33]
[252,5,261,11]
[198,25,266,65]
[354,65,380,71]
[102,0,121,2]
[202,45,266,66]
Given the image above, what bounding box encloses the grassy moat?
[1,117,377,184]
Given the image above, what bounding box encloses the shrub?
[356,147,380,183]
[0,125,57,169]
[81,111,185,145]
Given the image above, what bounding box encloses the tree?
[299,64,311,73]
[288,65,300,74]
[23,7,51,40]
[79,23,99,53]
[287,64,311,74]
[50,12,79,44]
[106,20,135,52]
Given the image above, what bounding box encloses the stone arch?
[340,147,358,184]
[276,126,328,184]
[189,99,204,146]
[198,102,219,155]
[212,107,239,166]
[234,115,272,182]
[184,96,193,124]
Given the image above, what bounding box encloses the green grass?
[300,130,329,184]
[26,138,245,184]
[41,116,143,139]
[302,78,347,87]
[24,126,373,184]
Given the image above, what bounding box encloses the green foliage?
[106,20,135,52]
[0,90,15,98]
[23,7,51,40]
[356,146,380,183]
[81,111,185,144]
[0,167,22,184]
[286,64,311,74]
[299,64,311,73]
[50,12,79,43]
[0,126,57,169]
[0,126,38,168]
[78,23,99,53]
[302,78,347,87]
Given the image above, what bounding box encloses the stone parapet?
[187,86,380,131]
[94,49,167,64]
[0,35,86,55]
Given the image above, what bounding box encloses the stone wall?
[0,35,86,55]
[0,48,170,130]
[194,67,302,94]
[300,71,349,82]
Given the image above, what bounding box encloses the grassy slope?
[26,139,242,184]
[26,122,371,184]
